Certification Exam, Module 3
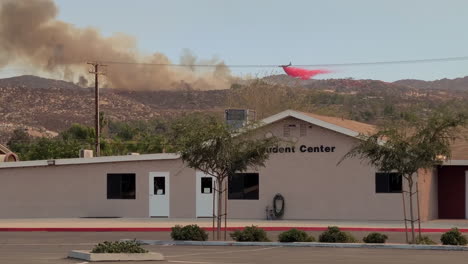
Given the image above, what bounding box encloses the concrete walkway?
[1,218,468,232]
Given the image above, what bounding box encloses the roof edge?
[0,153,180,169]
[259,110,361,138]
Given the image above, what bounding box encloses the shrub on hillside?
[278,229,315,242]
[318,226,358,243]
[91,240,148,253]
[230,226,270,242]
[363,232,388,243]
[441,228,467,245]
[171,225,208,241]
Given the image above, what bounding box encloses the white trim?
[0,153,180,169]
[259,110,361,139]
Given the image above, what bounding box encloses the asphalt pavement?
[1,232,468,264]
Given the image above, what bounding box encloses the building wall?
[0,159,195,218]
[0,116,439,221]
[227,117,405,220]
[418,168,438,221]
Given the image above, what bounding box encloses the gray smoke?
[0,0,235,90]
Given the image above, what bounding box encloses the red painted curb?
[0,226,467,233]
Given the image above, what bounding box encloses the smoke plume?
[0,0,234,90]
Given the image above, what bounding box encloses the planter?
[68,250,164,262]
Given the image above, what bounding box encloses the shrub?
[171,225,208,241]
[363,232,388,243]
[441,228,468,245]
[230,226,270,242]
[278,229,315,242]
[319,226,358,243]
[415,235,436,245]
[91,240,148,253]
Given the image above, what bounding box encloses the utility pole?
[87,62,106,157]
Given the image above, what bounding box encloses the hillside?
[1,74,468,143]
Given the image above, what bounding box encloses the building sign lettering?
[267,145,336,153]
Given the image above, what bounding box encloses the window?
[107,173,136,199]
[375,173,402,193]
[228,173,259,200]
[153,177,166,195]
[201,177,213,194]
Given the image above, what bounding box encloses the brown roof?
[300,111,377,135]
[299,111,467,160]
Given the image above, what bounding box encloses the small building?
[0,110,466,220]
[0,143,19,162]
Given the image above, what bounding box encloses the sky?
[3,0,468,81]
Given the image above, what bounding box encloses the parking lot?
[1,232,468,264]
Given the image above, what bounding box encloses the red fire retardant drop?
[282,66,332,80]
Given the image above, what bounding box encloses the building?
[0,110,467,220]
[0,143,19,162]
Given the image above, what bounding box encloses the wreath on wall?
[273,193,285,218]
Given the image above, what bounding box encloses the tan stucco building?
[0,110,467,220]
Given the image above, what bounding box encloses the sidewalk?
[1,218,468,232]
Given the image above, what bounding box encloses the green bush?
[318,226,358,243]
[415,235,436,245]
[278,229,315,242]
[91,240,148,253]
[230,226,270,242]
[171,225,208,241]
[363,232,388,243]
[441,228,468,245]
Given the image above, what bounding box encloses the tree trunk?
[408,177,415,244]
[216,178,224,240]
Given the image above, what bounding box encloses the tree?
[170,114,278,240]
[340,110,467,243]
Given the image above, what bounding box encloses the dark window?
[154,177,166,195]
[201,177,213,194]
[228,173,259,200]
[107,173,136,199]
[376,173,402,193]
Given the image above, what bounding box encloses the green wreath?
[273,193,285,218]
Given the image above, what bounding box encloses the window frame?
[375,172,403,194]
[107,173,136,200]
[228,173,259,200]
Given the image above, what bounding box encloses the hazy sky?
[4,0,468,81]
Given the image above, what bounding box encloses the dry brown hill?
[1,74,468,143]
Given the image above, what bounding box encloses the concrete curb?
[136,240,468,251]
[68,250,164,262]
[2,226,468,233]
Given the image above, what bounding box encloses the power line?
[98,55,468,68]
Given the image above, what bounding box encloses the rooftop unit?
[225,109,256,130]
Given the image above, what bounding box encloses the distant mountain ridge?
[395,76,468,91]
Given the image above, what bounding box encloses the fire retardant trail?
[282,66,332,80]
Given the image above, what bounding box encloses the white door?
[149,172,169,217]
[196,171,216,217]
[465,171,468,219]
